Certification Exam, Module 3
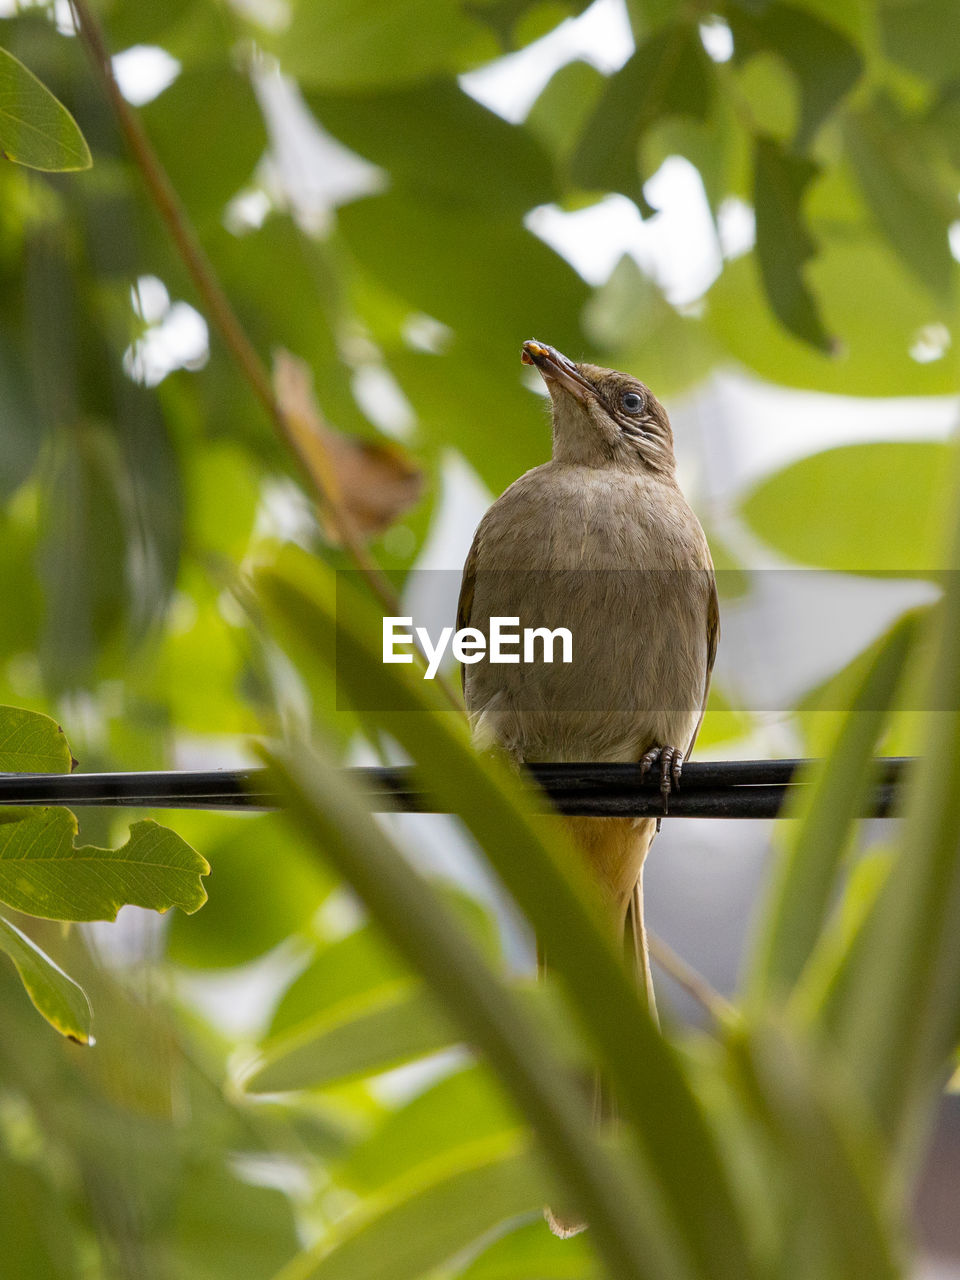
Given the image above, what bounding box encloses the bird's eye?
[621,392,643,414]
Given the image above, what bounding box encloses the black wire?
[0,760,912,818]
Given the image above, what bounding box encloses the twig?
[67,0,398,615]
[647,932,735,1024]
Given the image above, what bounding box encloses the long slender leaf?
[256,548,757,1280]
[816,463,960,1162]
[749,611,919,1001]
[258,740,690,1280]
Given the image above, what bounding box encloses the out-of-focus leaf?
[247,984,456,1093]
[740,443,953,574]
[728,3,862,148]
[0,811,208,921]
[266,0,495,89]
[338,191,589,355]
[814,465,960,1156]
[752,135,832,350]
[878,0,960,84]
[171,1159,300,1280]
[307,79,556,214]
[167,813,332,969]
[844,98,956,301]
[39,422,129,689]
[569,24,713,211]
[257,549,758,1280]
[727,1022,899,1280]
[748,612,919,1003]
[258,739,674,1280]
[0,914,92,1044]
[0,334,42,497]
[0,1159,82,1278]
[0,704,73,772]
[457,1216,599,1278]
[581,255,718,397]
[340,1065,517,1194]
[275,1145,546,1280]
[526,59,605,167]
[141,62,266,225]
[706,236,958,395]
[0,46,90,172]
[274,349,423,544]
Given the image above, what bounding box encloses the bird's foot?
[639,745,684,816]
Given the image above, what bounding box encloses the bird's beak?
[521,339,599,405]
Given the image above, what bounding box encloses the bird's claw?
[639,746,684,815]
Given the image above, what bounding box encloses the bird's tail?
[543,823,659,1238]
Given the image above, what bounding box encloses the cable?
[0,760,912,818]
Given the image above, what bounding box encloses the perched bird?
[457,339,718,1235]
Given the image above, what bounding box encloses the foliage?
[0,0,959,1276]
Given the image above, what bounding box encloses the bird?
[457,339,718,1236]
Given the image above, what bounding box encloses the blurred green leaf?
[748,611,918,1003]
[814,466,960,1154]
[307,80,556,214]
[248,984,456,1093]
[740,442,953,573]
[752,135,832,350]
[728,4,862,148]
[526,59,605,168]
[0,334,42,498]
[0,913,92,1043]
[0,703,73,772]
[141,63,266,225]
[0,812,208,921]
[167,813,332,969]
[0,45,90,172]
[844,97,956,301]
[569,24,713,211]
[878,0,960,83]
[258,737,675,1280]
[275,1145,546,1280]
[267,0,495,89]
[0,1159,82,1278]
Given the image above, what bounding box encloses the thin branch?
[648,932,736,1025]
[67,0,398,615]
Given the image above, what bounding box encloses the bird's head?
[521,339,675,476]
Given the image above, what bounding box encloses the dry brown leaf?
[273,349,424,544]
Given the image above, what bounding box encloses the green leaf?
[141,63,266,225]
[740,442,953,573]
[166,813,332,969]
[274,1145,547,1280]
[0,913,92,1043]
[569,23,713,211]
[844,98,956,301]
[307,80,557,215]
[257,548,758,1280]
[0,812,208,921]
[727,4,862,149]
[727,1022,900,1280]
[246,984,456,1093]
[878,0,960,84]
[266,0,495,89]
[752,135,832,350]
[0,45,91,172]
[0,704,74,773]
[258,739,678,1280]
[814,464,960,1154]
[748,612,919,1003]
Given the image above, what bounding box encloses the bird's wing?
[685,571,719,758]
